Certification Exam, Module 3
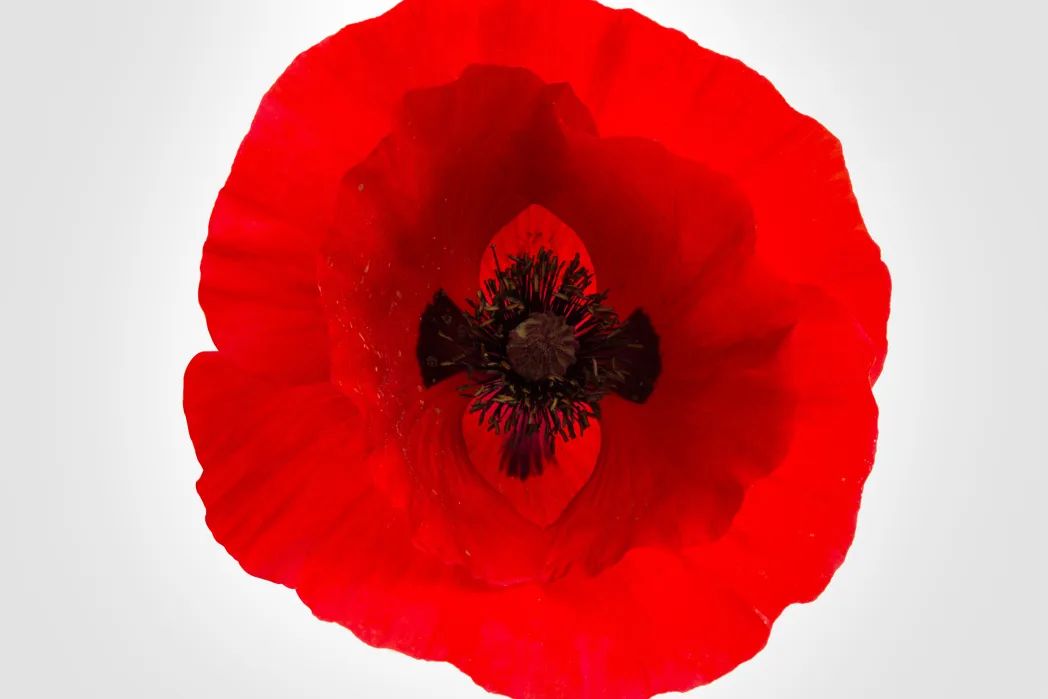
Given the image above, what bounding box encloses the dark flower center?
[506,313,579,381]
[417,245,662,480]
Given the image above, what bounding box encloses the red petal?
[184,352,379,587]
[538,127,758,331]
[298,534,774,699]
[688,291,879,618]
[479,205,599,293]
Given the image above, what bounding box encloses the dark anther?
[614,309,661,404]
[416,290,474,388]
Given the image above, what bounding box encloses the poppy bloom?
[184,0,890,696]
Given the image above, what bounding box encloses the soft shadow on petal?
[529,122,799,578]
[404,381,550,585]
[319,66,599,427]
[685,289,879,619]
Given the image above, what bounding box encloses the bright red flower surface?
[184,0,891,697]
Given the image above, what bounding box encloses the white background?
[2,1,1045,697]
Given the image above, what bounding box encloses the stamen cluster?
[450,248,630,478]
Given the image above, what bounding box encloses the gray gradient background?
[2,0,1045,697]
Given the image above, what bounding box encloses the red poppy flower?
[184,0,890,697]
